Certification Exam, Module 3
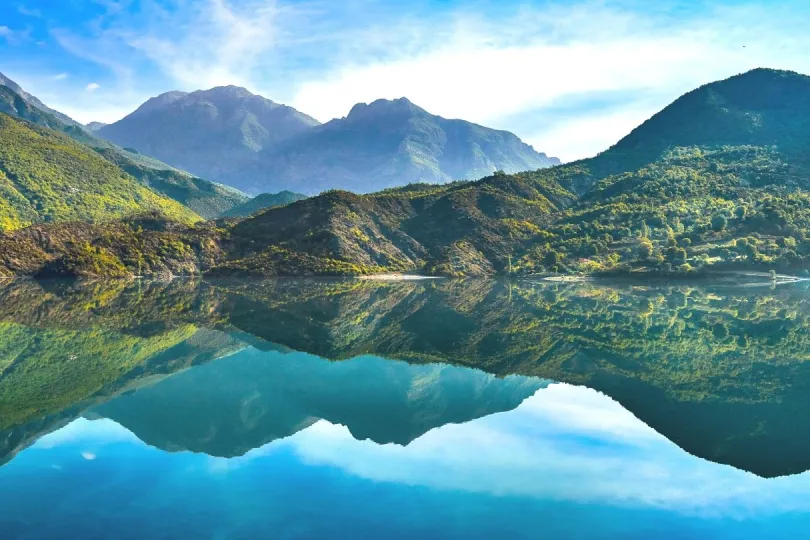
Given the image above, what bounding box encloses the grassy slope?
[0,114,200,231]
[0,84,249,219]
[96,148,249,219]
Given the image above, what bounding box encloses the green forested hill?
[95,148,248,219]
[0,113,200,231]
[0,82,249,219]
[3,68,810,277]
[217,68,810,277]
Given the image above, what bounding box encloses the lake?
[3,278,810,539]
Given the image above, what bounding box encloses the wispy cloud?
[37,0,810,158]
[0,24,30,45]
[17,5,42,18]
[52,72,69,81]
[85,82,101,92]
[125,0,284,90]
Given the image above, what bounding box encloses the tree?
[638,240,654,260]
[711,215,728,232]
[544,250,561,267]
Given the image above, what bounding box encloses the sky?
[1,0,809,161]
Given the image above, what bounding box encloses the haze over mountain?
[221,190,308,218]
[96,90,560,194]
[255,97,561,194]
[85,121,107,132]
[97,86,321,193]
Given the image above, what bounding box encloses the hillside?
[220,68,810,277]
[0,72,84,128]
[0,114,200,231]
[97,86,321,192]
[220,190,308,218]
[0,80,249,219]
[95,148,248,219]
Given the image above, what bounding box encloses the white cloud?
[43,0,810,158]
[81,451,97,461]
[126,0,284,90]
[18,5,42,18]
[85,82,101,92]
[285,384,810,517]
[286,3,810,160]
[53,72,69,81]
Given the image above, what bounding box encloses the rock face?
[98,91,559,194]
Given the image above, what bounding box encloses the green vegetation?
[0,113,200,231]
[0,81,250,219]
[4,277,810,477]
[0,321,197,429]
[215,68,810,277]
[96,148,249,219]
[5,68,810,278]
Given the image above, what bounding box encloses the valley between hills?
[1,68,810,278]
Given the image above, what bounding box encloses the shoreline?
[359,273,443,281]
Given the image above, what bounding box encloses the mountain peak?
[346,97,425,120]
[193,85,259,101]
[606,66,810,168]
[132,91,189,116]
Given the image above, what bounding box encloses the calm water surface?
[3,278,810,539]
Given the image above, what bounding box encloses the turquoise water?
[3,278,810,538]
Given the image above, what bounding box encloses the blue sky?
[1,0,809,160]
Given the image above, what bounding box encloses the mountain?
[251,98,561,194]
[4,68,810,278]
[212,68,810,277]
[97,86,321,192]
[0,113,200,231]
[0,80,249,219]
[85,121,107,132]
[604,67,810,170]
[92,348,543,456]
[96,90,559,194]
[220,190,308,218]
[0,72,84,128]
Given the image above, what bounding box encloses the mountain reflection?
[91,349,544,455]
[2,277,810,477]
